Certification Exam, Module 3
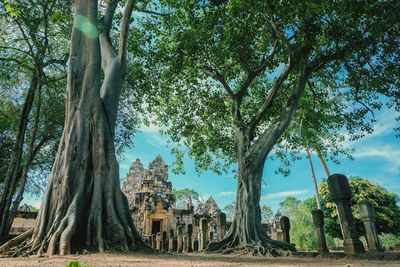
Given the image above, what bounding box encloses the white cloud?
[120,164,130,170]
[344,109,397,148]
[261,189,309,201]
[139,123,161,133]
[216,191,235,197]
[145,132,170,148]
[353,145,400,174]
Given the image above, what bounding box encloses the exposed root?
[206,229,295,258]
[0,228,33,255]
[208,240,293,257]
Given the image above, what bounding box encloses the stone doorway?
[152,220,162,234]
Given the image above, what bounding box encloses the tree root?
[0,228,33,255]
[210,241,293,257]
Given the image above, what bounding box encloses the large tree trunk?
[207,156,295,256]
[0,0,145,256]
[206,60,308,256]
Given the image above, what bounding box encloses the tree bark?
[306,147,321,210]
[0,0,145,256]
[207,156,295,256]
[316,148,330,177]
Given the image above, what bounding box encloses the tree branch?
[247,56,293,136]
[235,41,278,101]
[202,66,234,98]
[0,46,31,57]
[101,0,120,35]
[118,0,136,70]
[134,7,170,17]
[270,18,292,52]
[248,59,309,161]
[0,57,33,70]
[13,17,34,57]
[308,49,346,73]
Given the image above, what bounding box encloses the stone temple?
[122,155,225,242]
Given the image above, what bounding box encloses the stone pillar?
[193,238,199,252]
[327,174,365,254]
[185,224,193,253]
[156,232,161,250]
[358,199,383,252]
[199,218,208,251]
[312,209,329,253]
[168,229,174,252]
[209,231,214,244]
[279,216,290,244]
[217,213,227,240]
[177,225,184,253]
[144,212,151,236]
[183,235,188,253]
[162,231,168,252]
[151,234,156,249]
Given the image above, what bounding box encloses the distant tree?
[278,197,317,251]
[224,201,272,223]
[318,177,400,238]
[0,0,70,244]
[261,205,273,223]
[171,188,200,209]
[222,202,235,222]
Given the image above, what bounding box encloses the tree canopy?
[171,188,200,209]
[143,0,400,173]
[137,0,400,253]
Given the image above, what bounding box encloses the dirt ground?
[0,252,400,267]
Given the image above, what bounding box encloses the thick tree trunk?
[0,0,145,256]
[206,157,295,256]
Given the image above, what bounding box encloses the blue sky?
[26,107,399,213]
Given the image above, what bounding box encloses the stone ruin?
[122,155,227,249]
[9,204,37,239]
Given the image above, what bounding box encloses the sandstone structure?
[122,155,225,243]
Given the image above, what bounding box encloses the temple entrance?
[152,220,162,234]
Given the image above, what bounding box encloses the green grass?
[65,260,90,267]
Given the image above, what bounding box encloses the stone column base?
[344,238,365,254]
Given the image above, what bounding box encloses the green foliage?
[171,188,200,209]
[319,177,400,238]
[138,0,400,176]
[66,261,90,267]
[223,201,272,223]
[279,197,317,251]
[222,202,235,222]
[28,205,38,212]
[0,0,71,194]
[260,204,273,223]
[379,234,400,250]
